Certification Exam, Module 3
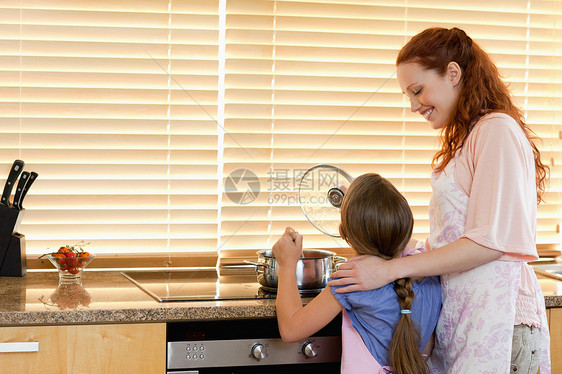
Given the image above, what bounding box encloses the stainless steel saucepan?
[245,249,346,292]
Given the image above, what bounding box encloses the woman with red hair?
[330,27,551,373]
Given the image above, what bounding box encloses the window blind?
[220,0,562,258]
[1,0,561,265]
[0,0,221,261]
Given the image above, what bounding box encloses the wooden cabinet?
[0,323,166,374]
[549,308,562,373]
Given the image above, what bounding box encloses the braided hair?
[390,278,429,374]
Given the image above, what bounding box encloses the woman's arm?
[329,237,502,293]
[273,227,342,342]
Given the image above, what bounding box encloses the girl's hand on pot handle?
[272,227,303,267]
[329,255,393,292]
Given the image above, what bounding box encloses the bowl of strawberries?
[40,243,94,283]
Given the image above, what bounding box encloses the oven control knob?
[302,341,317,357]
[251,343,267,360]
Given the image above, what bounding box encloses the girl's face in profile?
[397,62,461,130]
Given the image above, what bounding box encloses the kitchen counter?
[0,270,279,327]
[1,269,562,327]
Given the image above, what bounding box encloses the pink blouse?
[454,113,538,261]
[453,112,540,327]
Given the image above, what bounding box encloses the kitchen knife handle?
[1,160,24,207]
[11,171,29,210]
[17,171,38,209]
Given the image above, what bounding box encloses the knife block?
[0,204,26,277]
[0,233,26,276]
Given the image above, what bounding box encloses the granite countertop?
[1,269,562,327]
[0,270,279,327]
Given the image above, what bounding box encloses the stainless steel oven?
[166,317,342,373]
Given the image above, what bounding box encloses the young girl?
[329,27,551,373]
[273,173,441,374]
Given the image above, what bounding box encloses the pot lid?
[298,164,353,237]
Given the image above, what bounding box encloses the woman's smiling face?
[397,62,461,130]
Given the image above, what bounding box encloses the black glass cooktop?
[121,269,269,302]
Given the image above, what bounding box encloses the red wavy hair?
[396,27,548,203]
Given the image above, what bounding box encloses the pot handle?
[243,260,269,268]
[333,256,347,270]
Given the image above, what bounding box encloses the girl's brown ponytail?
[340,173,428,372]
[389,278,430,374]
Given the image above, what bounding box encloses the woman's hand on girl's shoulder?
[329,255,394,292]
[272,227,303,267]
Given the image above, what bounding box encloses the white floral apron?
[427,159,551,374]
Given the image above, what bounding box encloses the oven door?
[167,318,341,374]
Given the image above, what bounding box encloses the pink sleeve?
[454,114,538,261]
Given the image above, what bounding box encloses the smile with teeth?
[421,107,434,120]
